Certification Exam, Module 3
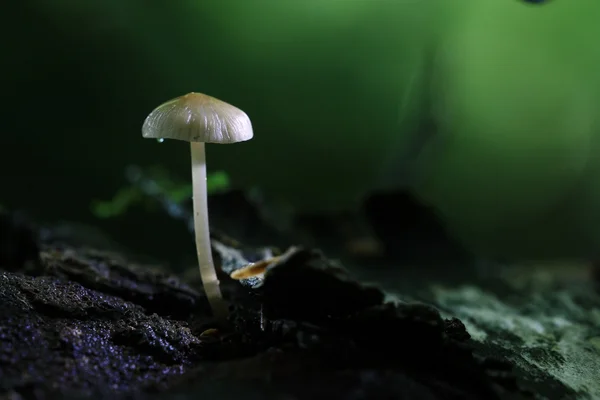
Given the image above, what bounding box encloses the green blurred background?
[3,0,600,264]
[2,0,437,261]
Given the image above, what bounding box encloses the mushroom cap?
[142,92,254,144]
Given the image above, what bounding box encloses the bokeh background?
[2,0,438,262]
[4,0,600,265]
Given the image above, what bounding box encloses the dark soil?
[0,207,534,400]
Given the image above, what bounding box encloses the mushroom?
[141,92,253,324]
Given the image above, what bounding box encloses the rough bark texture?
[0,200,598,399]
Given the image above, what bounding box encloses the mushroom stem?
[190,141,229,323]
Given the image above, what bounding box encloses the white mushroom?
[142,92,253,324]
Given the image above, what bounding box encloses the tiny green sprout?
[91,168,231,219]
[91,187,143,219]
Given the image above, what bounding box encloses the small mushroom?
[142,92,253,324]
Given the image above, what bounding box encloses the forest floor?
[0,191,599,400]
